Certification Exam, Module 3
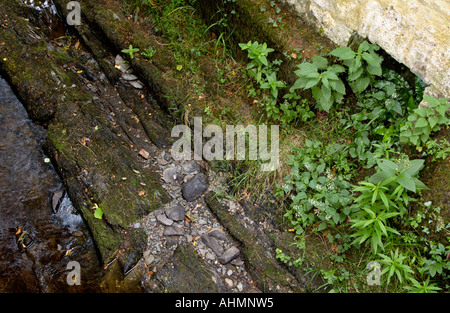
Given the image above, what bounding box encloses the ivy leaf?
[94,205,103,219]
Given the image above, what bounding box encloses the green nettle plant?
[239,41,287,120]
[329,40,383,94]
[399,96,449,147]
[290,55,346,112]
[238,41,275,84]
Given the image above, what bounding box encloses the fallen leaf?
[138,190,145,197]
[74,40,80,50]
[139,149,150,159]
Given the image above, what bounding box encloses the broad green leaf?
[414,107,428,117]
[377,159,398,175]
[397,172,416,192]
[333,79,346,95]
[367,64,382,76]
[369,171,393,184]
[321,84,331,101]
[403,159,424,177]
[94,206,103,219]
[297,62,319,76]
[291,76,310,91]
[356,76,371,93]
[305,78,320,89]
[259,55,268,66]
[318,222,327,231]
[312,55,328,69]
[415,117,428,128]
[329,46,355,60]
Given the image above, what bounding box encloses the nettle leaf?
[328,64,346,74]
[312,55,329,69]
[330,46,355,60]
[362,52,377,66]
[305,78,320,89]
[297,62,319,76]
[414,107,428,117]
[358,41,370,53]
[321,84,331,101]
[348,66,363,81]
[355,76,371,93]
[415,117,428,128]
[367,64,382,76]
[290,75,309,91]
[333,79,346,95]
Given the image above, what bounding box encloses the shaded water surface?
[0,77,102,292]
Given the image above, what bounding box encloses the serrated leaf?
[329,46,355,60]
[312,55,328,69]
[415,117,428,128]
[356,76,370,93]
[297,62,318,76]
[305,78,320,89]
[333,79,346,95]
[321,84,331,101]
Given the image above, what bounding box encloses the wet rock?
[163,225,185,236]
[207,228,227,241]
[182,173,207,202]
[165,204,185,221]
[129,80,144,89]
[155,243,225,292]
[182,161,201,174]
[219,246,240,264]
[51,190,64,213]
[122,73,138,81]
[205,252,216,261]
[162,167,178,183]
[225,278,234,288]
[201,233,224,256]
[236,282,243,292]
[115,55,130,73]
[156,211,173,226]
[143,250,155,265]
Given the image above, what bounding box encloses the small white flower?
[424,201,432,207]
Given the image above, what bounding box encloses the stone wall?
[282,0,450,99]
